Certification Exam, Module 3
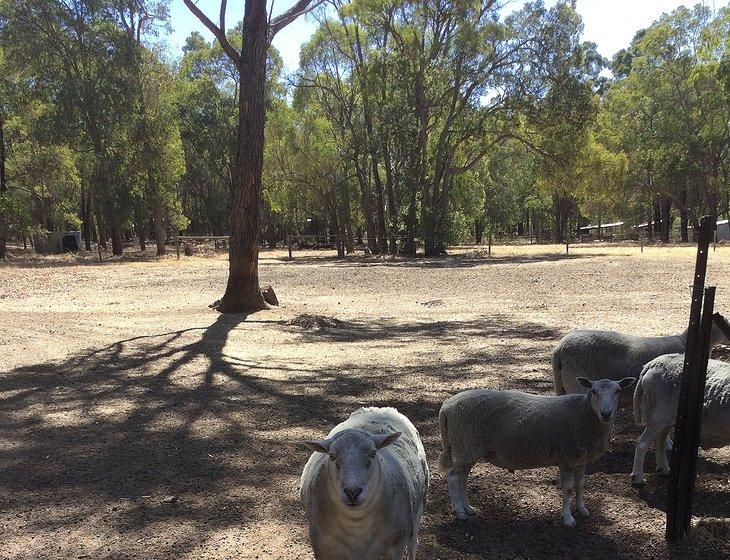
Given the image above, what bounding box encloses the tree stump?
[262,285,279,306]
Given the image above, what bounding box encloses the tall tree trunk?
[95,207,108,250]
[138,220,146,251]
[383,142,398,254]
[352,25,388,254]
[110,216,124,256]
[680,186,689,242]
[153,199,166,255]
[353,154,377,253]
[81,184,92,251]
[0,113,7,259]
[475,217,484,244]
[659,195,671,243]
[218,0,268,313]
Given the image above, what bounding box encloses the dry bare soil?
[1,243,728,560]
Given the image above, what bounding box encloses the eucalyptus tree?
[0,0,145,254]
[184,0,324,313]
[602,5,729,240]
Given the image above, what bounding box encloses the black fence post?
[666,216,715,543]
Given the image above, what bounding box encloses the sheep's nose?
[601,411,613,421]
[344,486,362,502]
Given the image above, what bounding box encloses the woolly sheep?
[438,377,636,527]
[631,354,730,486]
[552,313,730,408]
[299,407,429,560]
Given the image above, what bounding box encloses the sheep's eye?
[368,450,376,459]
[328,453,336,461]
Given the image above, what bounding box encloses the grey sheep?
[631,354,730,486]
[438,377,635,527]
[552,313,730,408]
[299,407,429,560]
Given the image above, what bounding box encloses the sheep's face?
[711,313,730,346]
[304,429,401,508]
[577,377,636,423]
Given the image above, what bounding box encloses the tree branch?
[268,0,325,40]
[182,0,241,67]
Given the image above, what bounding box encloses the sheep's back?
[639,355,730,447]
[557,331,685,404]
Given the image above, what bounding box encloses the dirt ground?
[1,243,728,560]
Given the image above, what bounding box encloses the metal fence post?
[666,216,715,543]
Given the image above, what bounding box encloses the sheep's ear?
[303,438,332,454]
[618,377,636,390]
[371,431,401,450]
[576,377,593,390]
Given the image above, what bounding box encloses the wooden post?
[176,236,181,259]
[287,234,293,260]
[565,239,569,254]
[666,216,715,543]
[640,231,644,253]
[488,229,492,256]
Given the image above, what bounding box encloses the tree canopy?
[1,1,728,260]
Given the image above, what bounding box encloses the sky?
[166,1,722,72]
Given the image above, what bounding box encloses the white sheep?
[631,353,730,486]
[299,407,429,560]
[438,377,636,527]
[552,313,730,408]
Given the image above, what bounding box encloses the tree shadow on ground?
[269,250,609,269]
[2,251,172,268]
[1,312,726,559]
[285,313,561,344]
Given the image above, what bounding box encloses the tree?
[184,0,324,313]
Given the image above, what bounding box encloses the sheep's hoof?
[657,468,671,478]
[562,514,577,527]
[577,506,590,518]
[630,475,646,488]
[454,508,470,520]
[464,504,477,517]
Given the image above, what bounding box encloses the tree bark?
[217,0,268,313]
[153,199,166,255]
[81,185,92,251]
[680,186,689,242]
[475,217,484,244]
[0,113,7,259]
[110,216,124,256]
[659,194,672,243]
[353,153,377,253]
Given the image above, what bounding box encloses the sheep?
[630,353,730,486]
[438,377,636,527]
[552,312,730,409]
[299,407,429,560]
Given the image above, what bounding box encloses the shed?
[578,221,624,234]
[47,231,82,253]
[716,219,729,242]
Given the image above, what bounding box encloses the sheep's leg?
[387,543,406,560]
[573,465,589,518]
[447,464,475,520]
[559,466,576,527]
[631,424,660,487]
[655,426,672,476]
[406,535,418,560]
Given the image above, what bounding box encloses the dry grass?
[0,243,728,559]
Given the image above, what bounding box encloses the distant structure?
[578,221,624,240]
[46,231,81,253]
[715,219,729,242]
